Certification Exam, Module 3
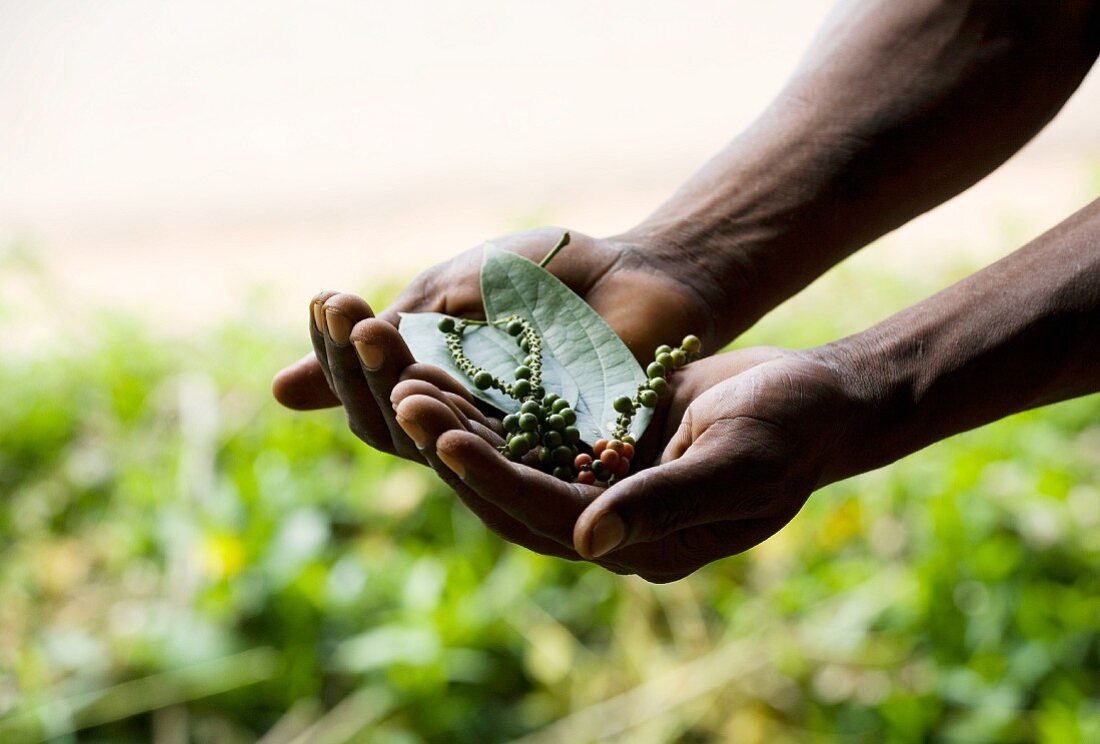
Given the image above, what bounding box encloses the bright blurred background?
[2,1,1099,742]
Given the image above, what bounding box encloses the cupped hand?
[390,345,871,582]
[271,227,713,462]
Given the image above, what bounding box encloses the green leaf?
[398,311,580,415]
[480,245,651,441]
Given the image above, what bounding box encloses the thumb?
[572,438,734,559]
[272,353,340,410]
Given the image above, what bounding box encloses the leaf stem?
[538,232,571,269]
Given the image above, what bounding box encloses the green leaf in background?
[398,311,581,416]
[479,245,651,441]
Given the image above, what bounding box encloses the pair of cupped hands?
[274,228,864,582]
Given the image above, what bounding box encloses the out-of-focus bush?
[1,245,1098,744]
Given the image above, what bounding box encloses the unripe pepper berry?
[681,335,702,353]
[638,389,658,408]
[546,414,566,431]
[438,317,456,333]
[513,379,532,397]
[514,365,533,380]
[506,319,524,336]
[508,436,531,456]
[563,426,581,444]
[502,414,520,432]
[519,412,539,431]
[591,459,609,480]
[520,400,542,416]
[655,344,672,356]
[560,408,577,425]
[552,465,573,481]
[552,446,573,466]
[474,371,494,390]
[613,396,634,414]
[670,348,687,367]
[551,398,570,413]
[646,362,666,379]
[648,377,669,396]
[656,352,674,368]
[542,430,563,449]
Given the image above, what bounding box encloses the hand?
[388,345,870,582]
[271,227,714,462]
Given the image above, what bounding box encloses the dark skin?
[274,0,1100,581]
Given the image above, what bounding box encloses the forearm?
[622,0,1099,345]
[823,197,1100,481]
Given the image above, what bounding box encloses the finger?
[348,316,424,459]
[393,395,578,559]
[572,429,742,559]
[309,291,340,392]
[272,353,340,410]
[399,363,473,401]
[390,379,475,432]
[433,429,595,548]
[321,293,417,459]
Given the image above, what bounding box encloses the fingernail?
[325,309,352,345]
[312,301,326,333]
[396,415,428,449]
[436,447,466,479]
[353,340,383,371]
[589,513,625,558]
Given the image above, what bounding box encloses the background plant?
[1,235,1099,743]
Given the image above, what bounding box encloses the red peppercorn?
[593,439,609,455]
[614,457,631,478]
[621,442,635,460]
[574,453,593,470]
[576,470,596,485]
[599,449,620,469]
[607,439,624,454]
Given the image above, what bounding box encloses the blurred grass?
[1,226,1099,744]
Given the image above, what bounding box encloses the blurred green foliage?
[1,239,1099,744]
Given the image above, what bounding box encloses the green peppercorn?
[622,435,636,445]
[546,414,566,431]
[473,371,494,390]
[524,355,538,367]
[513,379,532,397]
[563,426,581,444]
[613,396,634,414]
[502,414,520,432]
[646,362,666,379]
[519,412,539,431]
[656,352,674,368]
[551,398,570,413]
[514,365,533,380]
[519,338,530,352]
[552,465,573,481]
[538,446,554,465]
[655,344,672,356]
[560,408,577,425]
[648,377,669,395]
[520,401,542,416]
[639,389,658,408]
[543,393,559,406]
[506,319,524,336]
[670,348,687,367]
[552,446,573,465]
[591,460,609,480]
[524,431,540,448]
[438,317,456,333]
[681,335,701,353]
[542,430,563,448]
[508,436,531,456]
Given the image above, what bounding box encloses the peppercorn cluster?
[608,334,703,442]
[439,314,702,486]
